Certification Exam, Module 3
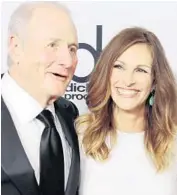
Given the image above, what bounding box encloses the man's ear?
[8,35,23,65]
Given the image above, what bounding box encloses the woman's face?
[110,43,153,112]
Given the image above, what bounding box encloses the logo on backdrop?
[64,25,103,100]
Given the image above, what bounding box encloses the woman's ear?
[151,79,156,92]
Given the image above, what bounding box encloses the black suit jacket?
[1,95,80,195]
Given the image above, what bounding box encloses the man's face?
[10,6,78,104]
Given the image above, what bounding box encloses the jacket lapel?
[55,103,80,195]
[1,97,40,195]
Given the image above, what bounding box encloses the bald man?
[1,2,80,195]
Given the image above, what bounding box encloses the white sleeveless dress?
[79,131,177,195]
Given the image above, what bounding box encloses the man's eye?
[70,47,77,54]
[49,42,57,47]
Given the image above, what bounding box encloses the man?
[1,2,80,195]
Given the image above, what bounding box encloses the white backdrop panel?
[1,1,177,114]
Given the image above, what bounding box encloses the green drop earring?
[149,90,155,106]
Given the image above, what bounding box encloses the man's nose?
[56,45,73,68]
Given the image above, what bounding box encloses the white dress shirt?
[1,72,71,188]
[79,130,177,195]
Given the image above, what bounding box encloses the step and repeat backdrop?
[1,1,177,114]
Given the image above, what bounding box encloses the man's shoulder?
[55,97,79,118]
[56,96,77,110]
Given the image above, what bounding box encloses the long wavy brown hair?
[76,27,177,172]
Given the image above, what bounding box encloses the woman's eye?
[114,64,123,69]
[136,68,148,73]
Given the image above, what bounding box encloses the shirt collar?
[46,103,56,119]
[1,72,55,124]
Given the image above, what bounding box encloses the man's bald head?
[8,1,76,39]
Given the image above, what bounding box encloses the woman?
[76,27,177,195]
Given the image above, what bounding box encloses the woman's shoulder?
[174,135,177,158]
[77,123,88,146]
[76,122,90,161]
[171,134,177,166]
[75,111,91,138]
